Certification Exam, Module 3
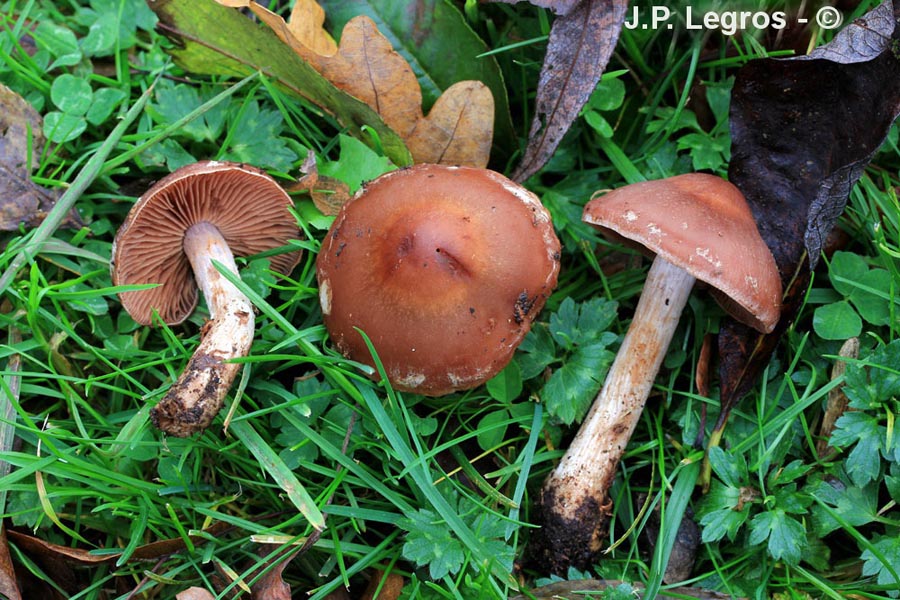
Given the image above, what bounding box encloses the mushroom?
[111,161,303,437]
[531,173,781,571]
[316,163,561,396]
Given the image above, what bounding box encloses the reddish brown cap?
[112,161,303,326]
[583,173,781,333]
[316,164,561,396]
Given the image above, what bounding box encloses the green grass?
[2,0,900,598]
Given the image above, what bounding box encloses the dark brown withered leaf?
[0,525,22,600]
[6,521,230,565]
[510,0,628,183]
[249,544,299,600]
[718,0,900,411]
[0,84,82,232]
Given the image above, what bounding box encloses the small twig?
[124,557,168,600]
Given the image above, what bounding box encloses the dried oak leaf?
[215,0,494,167]
[717,0,900,411]
[150,0,411,166]
[405,80,494,167]
[511,0,629,182]
[285,0,337,56]
[0,84,82,231]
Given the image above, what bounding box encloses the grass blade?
[228,419,326,531]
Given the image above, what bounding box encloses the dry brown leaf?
[360,569,404,600]
[216,0,337,56]
[176,588,216,600]
[5,522,230,565]
[511,0,628,182]
[216,0,323,63]
[816,336,859,457]
[214,2,419,137]
[213,0,494,167]
[287,0,337,56]
[288,151,352,215]
[316,16,422,139]
[405,80,494,169]
[0,83,82,231]
[249,544,300,600]
[0,525,22,600]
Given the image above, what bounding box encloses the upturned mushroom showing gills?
[531,173,781,571]
[316,164,561,396]
[111,161,303,437]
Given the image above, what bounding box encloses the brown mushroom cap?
[316,164,561,396]
[111,161,303,326]
[583,173,781,333]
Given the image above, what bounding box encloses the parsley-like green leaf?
[830,411,885,486]
[542,342,615,425]
[696,480,752,543]
[707,446,748,489]
[748,509,808,565]
[537,297,619,424]
[223,100,298,171]
[318,134,395,193]
[549,297,618,349]
[808,478,878,536]
[148,82,228,142]
[398,491,514,581]
[399,508,466,580]
[843,339,900,410]
[516,323,556,380]
[861,535,900,597]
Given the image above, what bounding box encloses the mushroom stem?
[151,221,255,437]
[532,256,696,571]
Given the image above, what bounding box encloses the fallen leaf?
[319,0,515,160]
[405,80,494,167]
[150,0,412,166]
[289,151,351,216]
[314,16,423,139]
[511,0,628,182]
[5,521,230,565]
[360,568,404,600]
[286,0,337,56]
[489,0,582,15]
[176,588,216,600]
[214,0,494,167]
[0,83,82,231]
[217,0,336,57]
[0,525,22,600]
[249,544,299,600]
[816,337,860,458]
[717,1,900,418]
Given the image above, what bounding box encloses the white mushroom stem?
[151,221,255,437]
[534,256,695,568]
